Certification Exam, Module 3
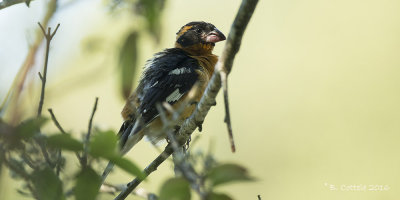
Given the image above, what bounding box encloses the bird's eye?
[195,28,202,34]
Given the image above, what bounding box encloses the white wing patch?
[168,67,191,75]
[166,89,184,103]
[150,81,158,87]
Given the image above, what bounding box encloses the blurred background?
[1,0,400,199]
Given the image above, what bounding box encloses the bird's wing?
[118,48,201,148]
[137,48,200,124]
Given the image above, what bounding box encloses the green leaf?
[88,130,118,158]
[119,31,138,99]
[206,163,254,187]
[137,0,165,42]
[31,167,64,200]
[74,167,101,200]
[110,156,145,179]
[207,192,233,200]
[16,117,48,138]
[46,134,84,152]
[159,177,191,200]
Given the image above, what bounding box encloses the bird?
[101,21,226,183]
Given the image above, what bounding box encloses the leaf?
[110,156,145,179]
[74,167,101,200]
[207,192,233,200]
[137,0,165,42]
[88,130,118,158]
[25,0,31,7]
[119,31,138,98]
[159,177,191,200]
[16,117,48,139]
[31,167,64,200]
[46,134,84,152]
[206,163,254,187]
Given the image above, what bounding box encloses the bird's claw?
[196,120,204,132]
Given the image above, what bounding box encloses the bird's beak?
[205,28,226,43]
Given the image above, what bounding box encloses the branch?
[157,104,206,198]
[114,146,173,200]
[101,183,158,199]
[1,0,57,122]
[48,108,66,134]
[115,0,258,198]
[220,71,235,152]
[0,0,34,10]
[48,108,70,175]
[81,97,99,167]
[37,22,60,117]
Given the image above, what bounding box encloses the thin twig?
[0,149,39,199]
[34,22,60,169]
[115,0,258,198]
[48,108,66,134]
[114,146,173,200]
[21,152,39,169]
[101,183,158,199]
[220,71,235,152]
[48,108,81,163]
[37,22,60,117]
[48,109,66,175]
[2,0,57,122]
[86,97,99,141]
[81,97,99,167]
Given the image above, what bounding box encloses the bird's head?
[175,21,226,55]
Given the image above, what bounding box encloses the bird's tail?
[100,120,143,185]
[101,161,115,184]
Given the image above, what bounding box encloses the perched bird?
[101,21,226,182]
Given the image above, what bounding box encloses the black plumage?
[136,48,201,123]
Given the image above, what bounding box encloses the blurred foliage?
[157,147,254,200]
[110,0,166,98]
[119,31,139,99]
[0,1,255,200]
[207,192,233,200]
[110,0,165,42]
[159,177,191,200]
[206,163,254,187]
[74,167,101,200]
[31,167,64,200]
[46,134,84,152]
[1,115,253,200]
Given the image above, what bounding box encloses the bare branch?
[114,146,173,200]
[1,0,57,122]
[220,70,236,152]
[115,0,258,198]
[86,97,99,142]
[48,108,66,134]
[48,108,70,175]
[37,22,61,117]
[101,183,158,199]
[81,97,99,167]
